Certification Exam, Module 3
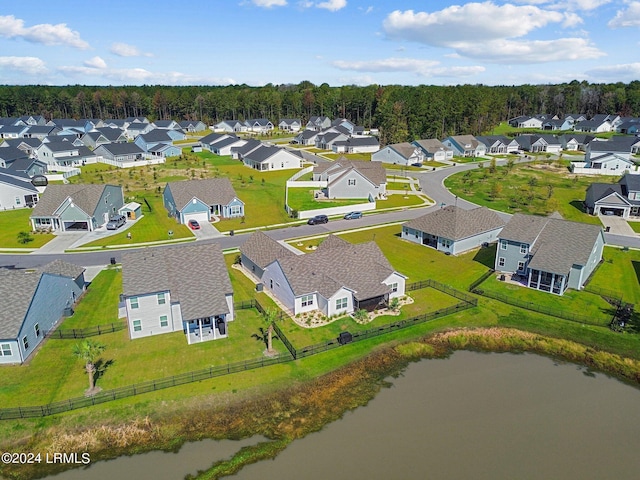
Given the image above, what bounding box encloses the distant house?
[559,134,595,151]
[0,170,40,209]
[179,120,207,132]
[495,213,605,295]
[372,142,424,166]
[230,138,262,160]
[475,136,520,154]
[163,178,244,224]
[35,142,97,169]
[331,136,379,154]
[242,145,301,171]
[442,135,486,157]
[306,116,332,131]
[313,158,387,200]
[574,119,612,133]
[121,243,234,344]
[0,260,85,364]
[514,134,562,154]
[571,138,639,175]
[278,119,302,132]
[152,120,181,130]
[244,118,274,133]
[4,157,47,178]
[212,120,246,133]
[412,139,453,162]
[30,184,124,232]
[292,129,320,146]
[402,206,506,255]
[584,174,640,218]
[93,143,153,168]
[200,133,247,156]
[134,129,176,152]
[508,116,543,129]
[241,233,406,315]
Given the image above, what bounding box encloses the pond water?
[46,351,640,480]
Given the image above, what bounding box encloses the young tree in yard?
[259,307,278,355]
[505,157,515,175]
[73,339,106,395]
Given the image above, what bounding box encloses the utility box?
[338,331,353,345]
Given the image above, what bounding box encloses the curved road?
[2,157,639,268]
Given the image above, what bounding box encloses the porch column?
[536,270,542,291]
[560,275,566,295]
[552,273,557,294]
[198,319,203,342]
[527,269,532,287]
[186,322,192,345]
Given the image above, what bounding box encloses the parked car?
[307,215,329,225]
[344,211,363,220]
[188,219,201,230]
[106,214,126,230]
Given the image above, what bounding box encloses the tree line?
[1,80,639,145]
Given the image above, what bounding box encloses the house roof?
[138,129,173,143]
[240,231,296,269]
[447,135,483,150]
[96,143,144,155]
[122,243,232,320]
[275,237,400,300]
[413,139,451,154]
[585,183,625,206]
[404,206,506,241]
[0,170,38,192]
[0,261,84,339]
[314,158,386,186]
[166,178,240,211]
[31,184,114,217]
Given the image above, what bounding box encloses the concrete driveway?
[193,221,223,240]
[599,215,637,237]
[31,232,88,254]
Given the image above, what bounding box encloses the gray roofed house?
[163,178,244,224]
[312,158,387,200]
[4,157,47,177]
[495,213,605,295]
[239,230,296,279]
[331,136,379,154]
[248,233,407,315]
[402,206,506,255]
[93,142,155,168]
[0,169,40,209]
[230,138,261,159]
[412,139,454,161]
[30,183,124,232]
[121,243,234,343]
[242,144,301,171]
[584,174,640,219]
[179,120,206,132]
[0,260,85,364]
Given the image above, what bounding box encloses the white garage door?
[183,211,209,224]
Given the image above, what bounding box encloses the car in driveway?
[344,211,363,220]
[307,215,329,225]
[188,219,201,230]
[106,214,126,230]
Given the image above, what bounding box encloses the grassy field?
[322,152,373,161]
[588,246,640,304]
[286,188,367,211]
[444,161,615,224]
[0,209,54,248]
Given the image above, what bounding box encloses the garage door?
[183,211,209,224]
[63,221,89,231]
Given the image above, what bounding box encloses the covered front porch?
[184,315,228,344]
[527,269,568,295]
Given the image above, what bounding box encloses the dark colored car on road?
[307,215,329,225]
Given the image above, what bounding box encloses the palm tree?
[261,307,278,355]
[73,339,106,395]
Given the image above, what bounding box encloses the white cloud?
[586,62,640,80]
[84,56,107,69]
[510,0,610,10]
[608,1,640,27]
[252,0,287,7]
[110,42,152,57]
[332,57,484,78]
[337,75,375,86]
[0,15,89,49]
[0,56,47,75]
[316,0,347,11]
[57,64,235,85]
[382,4,605,63]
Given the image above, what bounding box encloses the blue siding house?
[163,178,244,224]
[0,260,85,364]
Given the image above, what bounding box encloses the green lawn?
[588,246,640,304]
[628,222,640,234]
[444,161,615,224]
[422,160,449,168]
[323,153,373,161]
[0,209,54,248]
[287,188,368,211]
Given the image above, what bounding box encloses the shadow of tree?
[94,359,114,386]
[632,261,640,287]
[569,200,588,214]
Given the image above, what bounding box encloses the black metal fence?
[472,288,612,326]
[582,285,623,306]
[48,321,127,339]
[468,269,496,292]
[407,279,477,305]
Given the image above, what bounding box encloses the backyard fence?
[467,269,496,293]
[406,279,478,305]
[582,285,624,306]
[48,321,127,339]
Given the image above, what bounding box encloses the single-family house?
[495,213,605,295]
[163,178,244,224]
[313,158,387,200]
[124,121,153,140]
[230,138,262,160]
[30,184,124,232]
[35,142,97,168]
[584,174,640,218]
[0,146,30,168]
[315,131,349,150]
[152,120,181,130]
[93,143,151,168]
[179,120,207,132]
[239,230,296,280]
[0,260,85,365]
[4,157,47,178]
[0,124,29,139]
[442,135,487,157]
[244,119,274,133]
[574,119,612,133]
[148,143,182,158]
[572,138,639,175]
[475,136,510,154]
[200,133,247,156]
[514,134,561,154]
[559,134,595,151]
[541,118,573,131]
[279,119,302,132]
[412,139,454,161]
[508,116,543,129]
[134,129,176,152]
[0,170,40,209]
[212,120,246,133]
[242,145,301,171]
[372,142,424,165]
[616,120,640,135]
[292,129,320,146]
[2,138,42,156]
[402,206,506,255]
[24,125,60,139]
[306,116,332,131]
[242,233,406,316]
[332,136,379,154]
[121,243,234,344]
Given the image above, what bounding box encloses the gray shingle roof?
[404,206,506,241]
[122,243,232,320]
[314,158,386,186]
[166,178,240,211]
[240,231,296,269]
[0,261,84,339]
[413,139,451,154]
[31,184,113,217]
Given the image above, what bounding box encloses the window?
[160,315,168,327]
[520,244,528,254]
[157,293,166,305]
[133,320,142,332]
[230,205,242,216]
[336,297,348,310]
[348,179,356,186]
[390,283,398,293]
[34,323,40,337]
[301,295,314,307]
[498,257,505,268]
[500,240,507,250]
[1,343,12,356]
[22,336,29,350]
[130,297,139,309]
[15,197,21,205]
[517,261,525,271]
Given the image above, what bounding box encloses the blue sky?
[0,0,638,86]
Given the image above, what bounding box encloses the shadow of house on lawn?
[472,243,497,269]
[569,200,588,215]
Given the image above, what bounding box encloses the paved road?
[2,155,639,269]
